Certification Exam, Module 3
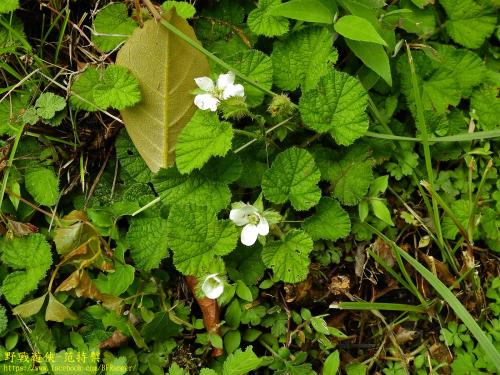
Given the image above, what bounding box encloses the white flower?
[229,203,269,246]
[201,273,224,299]
[193,71,245,112]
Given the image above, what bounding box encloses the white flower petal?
[201,274,224,299]
[217,71,235,90]
[194,93,219,111]
[222,83,245,99]
[241,224,259,246]
[257,216,269,236]
[194,76,214,91]
[230,208,249,226]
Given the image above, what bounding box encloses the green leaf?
[442,199,469,239]
[153,165,231,212]
[45,293,77,322]
[12,293,48,318]
[1,234,53,304]
[311,316,330,334]
[303,198,351,241]
[0,305,7,335]
[24,166,59,206]
[222,50,273,107]
[94,264,135,296]
[161,1,197,19]
[261,229,314,283]
[70,66,141,112]
[115,130,153,183]
[35,92,66,119]
[247,0,289,37]
[224,330,241,354]
[167,204,238,276]
[272,27,335,91]
[236,280,253,302]
[0,0,19,13]
[116,14,210,173]
[126,216,169,271]
[328,158,373,206]
[440,0,497,49]
[222,346,263,375]
[346,363,368,375]
[323,350,340,375]
[262,147,321,211]
[471,85,500,130]
[299,69,369,146]
[175,110,233,174]
[345,39,392,86]
[335,15,387,46]
[268,0,334,23]
[370,199,394,226]
[92,3,137,52]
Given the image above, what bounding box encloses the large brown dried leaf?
[116,10,210,172]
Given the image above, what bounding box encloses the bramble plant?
[0,0,499,374]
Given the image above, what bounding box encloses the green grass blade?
[330,301,426,313]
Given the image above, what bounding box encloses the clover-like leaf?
[126,216,169,271]
[303,198,351,241]
[272,27,336,92]
[167,204,239,276]
[70,65,141,112]
[247,0,289,37]
[261,229,313,283]
[299,69,369,145]
[35,92,66,119]
[92,3,137,52]
[175,110,233,174]
[1,234,53,304]
[24,166,59,206]
[262,147,321,211]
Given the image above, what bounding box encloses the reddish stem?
[185,276,224,357]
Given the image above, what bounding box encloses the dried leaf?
[45,293,77,322]
[12,293,47,318]
[116,9,210,172]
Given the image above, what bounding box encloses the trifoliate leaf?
[328,158,373,206]
[268,0,334,23]
[1,234,53,304]
[299,69,369,145]
[0,0,18,13]
[167,204,238,276]
[335,15,387,46]
[440,0,497,49]
[175,111,233,174]
[262,147,321,211]
[92,3,137,52]
[247,0,289,37]
[162,1,196,19]
[35,92,66,119]
[303,198,351,241]
[115,130,153,183]
[471,85,500,130]
[222,50,273,107]
[153,166,231,212]
[222,346,263,375]
[261,229,313,283]
[126,216,169,271]
[70,66,141,112]
[272,27,335,92]
[25,166,59,206]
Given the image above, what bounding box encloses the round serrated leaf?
[247,0,289,37]
[24,166,59,206]
[303,198,351,241]
[329,159,373,206]
[262,147,321,211]
[299,69,369,146]
[261,229,313,283]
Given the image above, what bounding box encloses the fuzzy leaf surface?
[303,198,351,241]
[247,0,289,37]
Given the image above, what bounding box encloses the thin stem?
[0,124,25,211]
